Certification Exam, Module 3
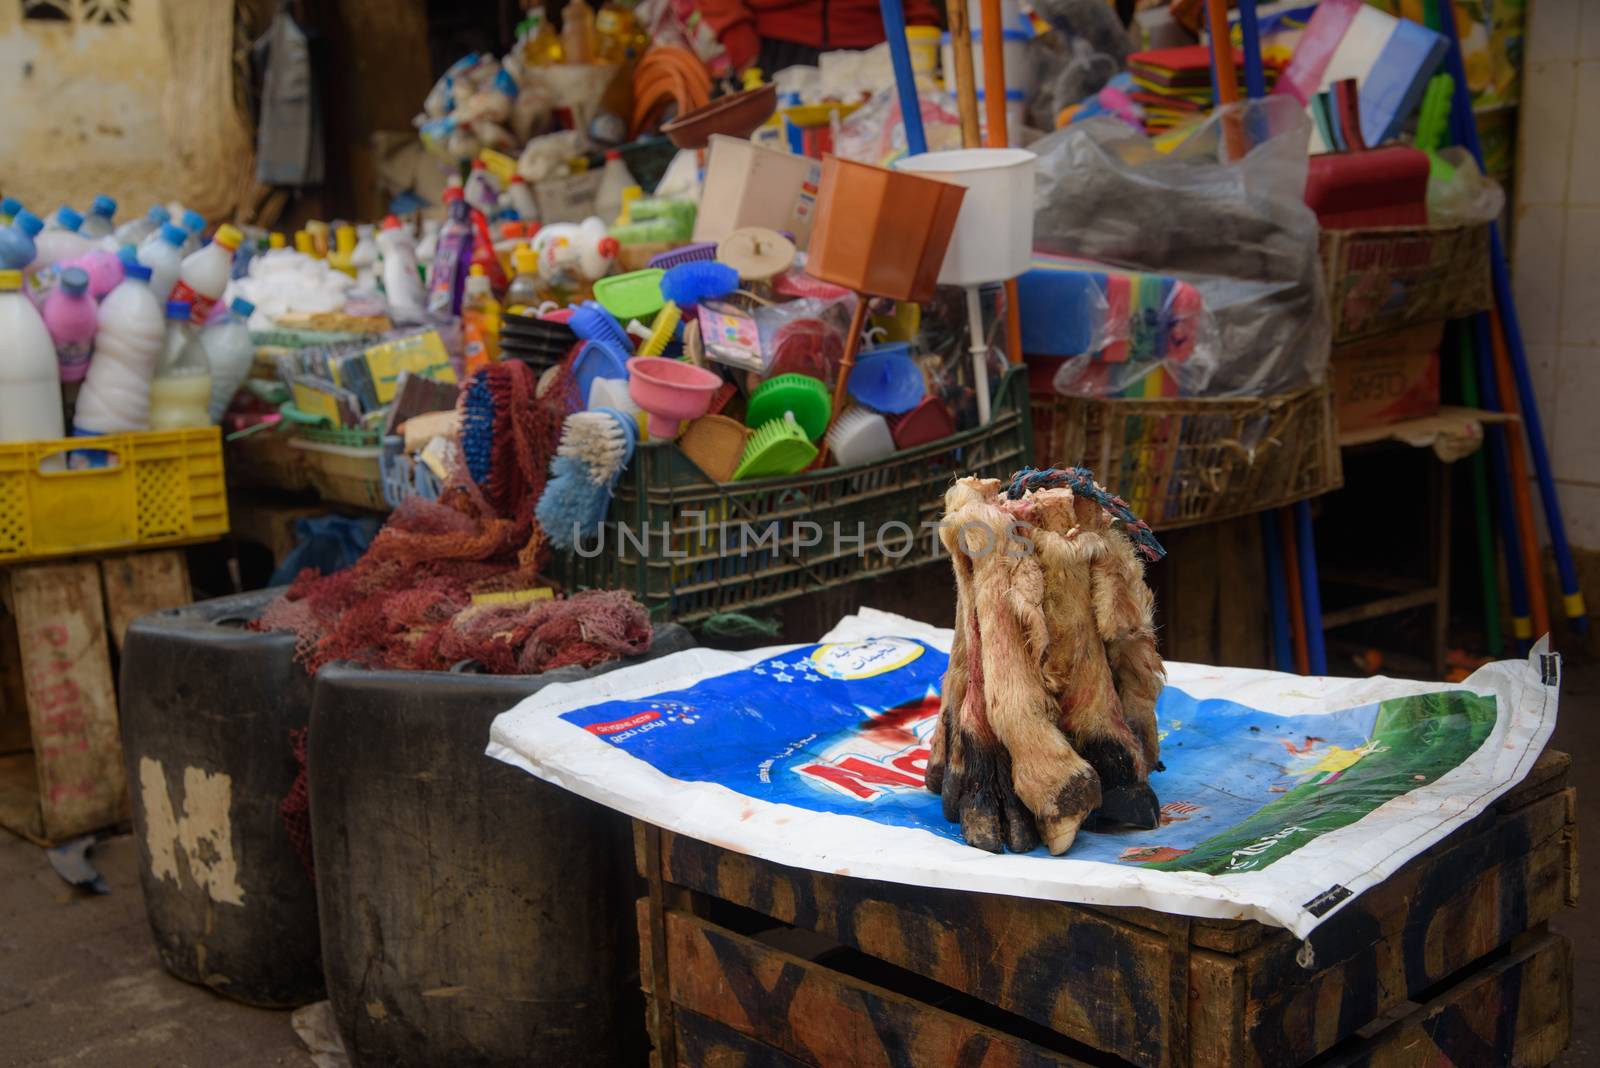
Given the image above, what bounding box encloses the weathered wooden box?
[634,750,1575,1067]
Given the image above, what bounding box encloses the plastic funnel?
[847,344,926,414]
[626,356,723,438]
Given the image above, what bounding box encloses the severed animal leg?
[1092,521,1165,774]
[928,479,997,797]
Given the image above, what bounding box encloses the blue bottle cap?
[122,261,152,282]
[159,222,188,246]
[59,266,90,296]
[92,195,117,218]
[148,205,170,223]
[14,210,43,237]
[166,300,193,319]
[1,197,20,217]
[56,206,84,232]
[230,297,255,318]
[182,209,205,233]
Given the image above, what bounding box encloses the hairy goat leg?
[1093,524,1165,772]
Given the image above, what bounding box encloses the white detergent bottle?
[138,223,189,302]
[201,297,256,422]
[114,204,169,247]
[79,195,117,239]
[33,206,92,269]
[170,223,243,323]
[178,209,207,254]
[148,301,214,430]
[376,215,426,320]
[74,261,164,434]
[0,269,65,441]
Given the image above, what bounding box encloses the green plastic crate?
[560,367,1032,622]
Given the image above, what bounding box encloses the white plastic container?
[201,297,256,423]
[114,204,170,247]
[376,216,427,320]
[0,268,65,442]
[138,223,189,302]
[170,223,243,323]
[693,135,824,248]
[595,150,637,225]
[32,207,93,270]
[78,195,118,239]
[505,175,539,223]
[74,261,165,434]
[942,29,1034,98]
[893,147,1036,285]
[148,301,214,430]
[974,89,1028,146]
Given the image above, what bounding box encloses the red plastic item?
[1304,146,1429,228]
[890,396,956,450]
[468,208,510,292]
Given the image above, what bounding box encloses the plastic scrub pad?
[593,268,665,322]
[569,300,633,351]
[734,413,817,480]
[826,407,897,467]
[846,343,925,414]
[717,227,795,281]
[573,340,630,407]
[745,373,831,441]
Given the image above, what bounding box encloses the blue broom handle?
[880,0,929,157]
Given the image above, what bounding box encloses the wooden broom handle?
[945,0,981,148]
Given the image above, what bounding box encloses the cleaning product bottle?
[69,248,125,299]
[377,215,427,320]
[269,231,287,250]
[351,223,379,283]
[464,159,501,218]
[178,209,207,253]
[79,195,118,239]
[170,223,243,323]
[74,261,164,434]
[595,0,641,62]
[468,205,510,293]
[0,197,20,226]
[595,150,637,225]
[506,244,544,311]
[0,210,43,270]
[148,301,214,429]
[461,265,502,372]
[0,269,64,442]
[34,207,92,269]
[41,266,99,384]
[416,217,441,264]
[426,188,474,317]
[231,234,262,280]
[494,220,525,279]
[138,222,189,301]
[201,297,256,422]
[561,0,598,63]
[115,205,169,247]
[521,10,564,65]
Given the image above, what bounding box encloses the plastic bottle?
[115,205,169,247]
[0,197,20,226]
[506,244,543,311]
[461,265,502,372]
[148,301,214,430]
[231,235,262,280]
[561,0,598,63]
[427,188,474,317]
[179,209,207,254]
[416,218,442,264]
[0,210,43,270]
[201,297,256,422]
[79,195,118,239]
[464,159,501,218]
[521,10,564,64]
[0,269,65,442]
[351,224,379,276]
[33,207,92,269]
[269,231,287,250]
[68,248,125,299]
[595,150,637,224]
[74,261,164,434]
[377,215,427,320]
[505,174,540,225]
[138,222,189,301]
[170,223,242,323]
[42,266,99,384]
[595,1,641,63]
[468,206,510,293]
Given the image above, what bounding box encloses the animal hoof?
[1092,783,1161,830]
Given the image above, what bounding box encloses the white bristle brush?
[825,407,896,468]
[557,409,637,485]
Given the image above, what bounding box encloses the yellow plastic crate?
[0,428,228,564]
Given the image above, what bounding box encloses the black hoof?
[1090,783,1161,830]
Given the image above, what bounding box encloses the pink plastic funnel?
[626,357,723,438]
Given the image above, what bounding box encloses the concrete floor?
[1,668,1595,1067]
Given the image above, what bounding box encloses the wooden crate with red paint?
[633,749,1575,1067]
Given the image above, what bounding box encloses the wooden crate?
[634,750,1575,1068]
[0,551,192,845]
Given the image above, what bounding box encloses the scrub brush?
[825,407,896,467]
[733,412,817,480]
[557,407,637,485]
[637,301,682,357]
[536,408,638,547]
[569,300,634,352]
[660,261,739,308]
[746,373,831,440]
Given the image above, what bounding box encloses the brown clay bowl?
[661,84,779,149]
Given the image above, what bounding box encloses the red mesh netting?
[254,355,651,676]
[279,727,314,881]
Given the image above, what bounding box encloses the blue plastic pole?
[1237,1,1267,99]
[1262,512,1293,672]
[1438,0,1586,634]
[1294,500,1328,675]
[879,0,928,157]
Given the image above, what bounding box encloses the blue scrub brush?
[536,407,638,548]
[660,261,739,308]
[569,300,633,352]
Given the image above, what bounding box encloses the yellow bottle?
[595,1,640,63]
[461,264,502,372]
[521,11,564,65]
[269,232,286,250]
[506,244,543,313]
[561,0,598,64]
[293,231,313,255]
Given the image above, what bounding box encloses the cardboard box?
[1330,322,1444,431]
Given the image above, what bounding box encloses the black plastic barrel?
[310,625,694,1067]
[119,587,324,1008]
